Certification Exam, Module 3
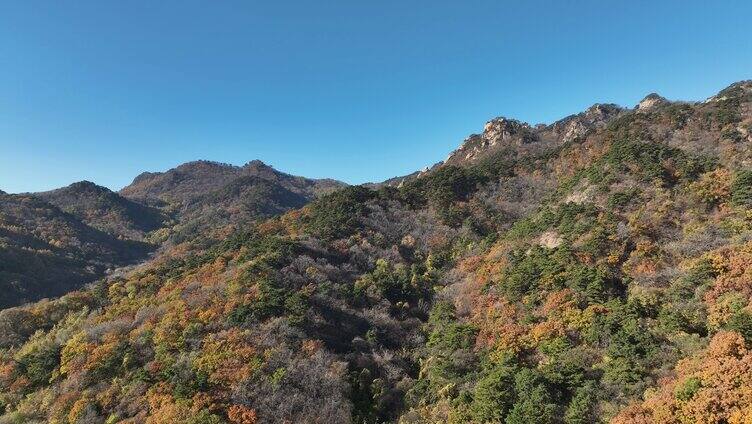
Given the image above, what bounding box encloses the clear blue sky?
[1,1,751,193]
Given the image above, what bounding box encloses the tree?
[612,331,752,424]
[471,361,517,423]
[504,369,557,424]
[564,383,596,424]
[731,170,752,206]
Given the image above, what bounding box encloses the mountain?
[0,192,154,308]
[443,103,624,167]
[374,102,624,189]
[120,159,342,207]
[120,160,345,243]
[0,81,752,423]
[0,161,342,310]
[36,181,166,241]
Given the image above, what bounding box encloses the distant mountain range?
[0,161,344,308]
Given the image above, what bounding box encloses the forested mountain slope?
[0,192,153,309]
[119,160,345,244]
[0,81,751,423]
[37,181,167,241]
[0,162,341,309]
[119,159,342,208]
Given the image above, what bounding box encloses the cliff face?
[443,103,624,167]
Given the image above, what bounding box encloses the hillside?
[0,192,154,309]
[120,160,345,243]
[0,162,340,310]
[0,81,751,423]
[120,160,342,207]
[37,181,167,241]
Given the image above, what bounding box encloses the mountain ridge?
[36,180,167,241]
[0,160,347,308]
[120,159,344,205]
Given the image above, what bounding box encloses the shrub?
[14,337,60,387]
[607,189,639,209]
[731,170,752,206]
[725,311,752,343]
[691,169,732,205]
[674,376,702,402]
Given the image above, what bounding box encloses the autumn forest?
[2,81,752,423]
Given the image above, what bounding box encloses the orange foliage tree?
[612,331,752,424]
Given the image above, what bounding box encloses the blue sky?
[1,1,751,193]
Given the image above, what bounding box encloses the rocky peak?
[710,80,752,102]
[550,103,623,143]
[444,103,625,166]
[481,117,531,144]
[443,118,536,165]
[636,93,668,111]
[584,103,623,121]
